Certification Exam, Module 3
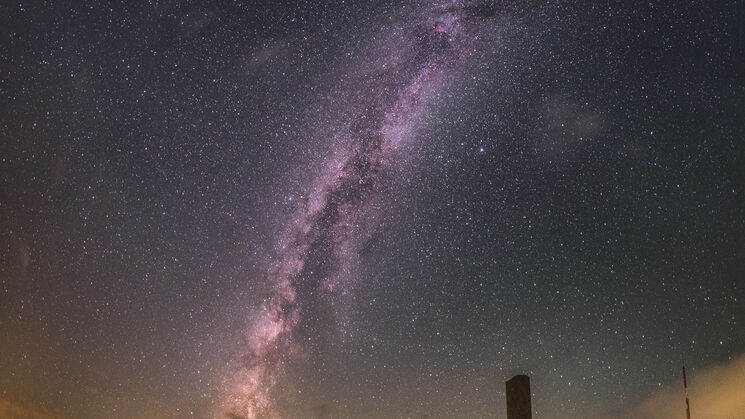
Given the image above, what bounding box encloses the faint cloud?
[601,352,745,419]
[0,398,62,419]
[534,94,606,163]
[243,40,291,77]
[310,403,334,419]
[179,7,221,38]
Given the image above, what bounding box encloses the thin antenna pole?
[682,366,691,419]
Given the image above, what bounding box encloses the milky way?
[223,3,501,416]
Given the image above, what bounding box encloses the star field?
[1,1,744,418]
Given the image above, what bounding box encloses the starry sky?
[1,1,744,418]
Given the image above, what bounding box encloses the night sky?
[1,1,744,418]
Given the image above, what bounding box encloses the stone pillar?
[505,374,532,419]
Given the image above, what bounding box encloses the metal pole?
[683,366,691,419]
